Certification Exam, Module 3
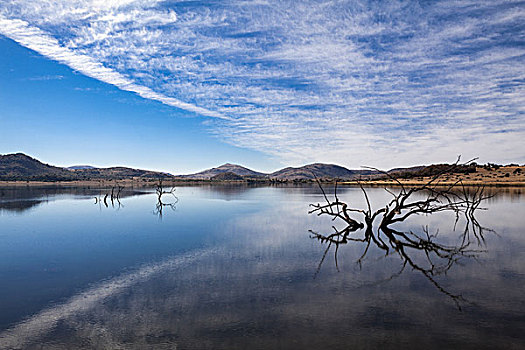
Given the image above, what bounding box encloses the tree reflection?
[309,160,494,309]
[94,183,125,209]
[153,180,178,218]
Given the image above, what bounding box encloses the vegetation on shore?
[1,152,523,186]
[347,164,524,187]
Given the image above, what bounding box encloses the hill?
[210,172,244,181]
[0,153,76,181]
[4,152,518,185]
[270,163,375,180]
[385,164,477,179]
[71,166,173,179]
[179,162,377,180]
[0,153,173,181]
[181,163,267,180]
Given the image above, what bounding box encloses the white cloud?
[0,12,227,120]
[0,0,523,167]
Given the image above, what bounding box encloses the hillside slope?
[0,153,75,181]
[270,163,377,180]
[0,153,172,181]
[181,163,267,180]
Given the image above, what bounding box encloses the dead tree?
[309,158,494,309]
[94,182,124,209]
[103,193,109,207]
[109,183,124,208]
[154,179,178,218]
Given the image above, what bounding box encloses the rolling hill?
[0,153,172,181]
[269,163,376,180]
[180,163,267,180]
[1,152,486,183]
[0,154,381,181]
[210,172,245,181]
[178,162,379,180]
[0,153,75,181]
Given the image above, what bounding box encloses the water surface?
[0,185,524,349]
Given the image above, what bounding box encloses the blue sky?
[0,0,524,174]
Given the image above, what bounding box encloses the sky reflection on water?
[0,185,524,349]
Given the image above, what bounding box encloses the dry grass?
[344,165,525,187]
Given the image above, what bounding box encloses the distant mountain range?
[1,152,464,182]
[178,162,378,180]
[0,153,172,181]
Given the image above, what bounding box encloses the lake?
[0,185,524,349]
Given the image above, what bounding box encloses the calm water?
[0,185,524,349]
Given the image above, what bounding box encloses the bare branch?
[309,158,493,309]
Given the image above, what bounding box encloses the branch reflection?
[309,161,495,309]
[153,180,179,218]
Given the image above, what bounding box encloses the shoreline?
[1,179,524,188]
[340,180,525,187]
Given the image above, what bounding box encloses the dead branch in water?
[93,182,125,209]
[154,179,178,218]
[309,157,494,309]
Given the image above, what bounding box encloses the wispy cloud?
[0,11,226,120]
[24,74,64,81]
[1,0,523,167]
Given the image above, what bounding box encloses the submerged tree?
[94,182,124,208]
[154,179,178,218]
[309,158,494,309]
